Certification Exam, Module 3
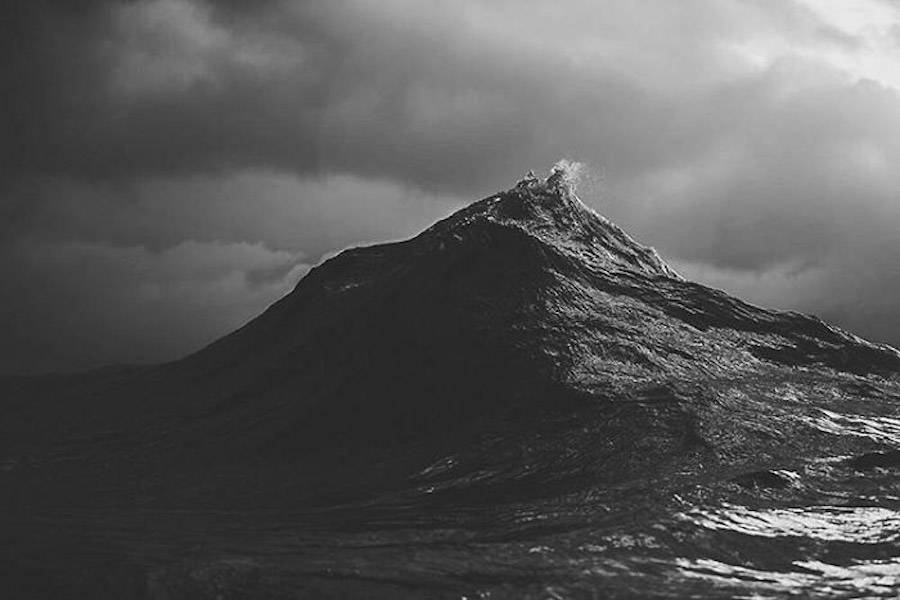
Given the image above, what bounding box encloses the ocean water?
[5,410,899,599]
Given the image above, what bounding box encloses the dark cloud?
[3,0,900,373]
[2,0,819,190]
[0,173,457,373]
[0,236,309,373]
[4,172,458,256]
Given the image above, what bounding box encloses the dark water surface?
[6,436,900,599]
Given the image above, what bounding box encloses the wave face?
[3,171,900,598]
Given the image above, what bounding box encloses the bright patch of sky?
[795,0,900,88]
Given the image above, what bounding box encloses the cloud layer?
[3,0,900,372]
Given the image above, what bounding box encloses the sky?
[3,0,900,374]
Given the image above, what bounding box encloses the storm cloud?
[3,0,900,373]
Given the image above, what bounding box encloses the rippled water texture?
[8,492,900,598]
[6,409,900,599]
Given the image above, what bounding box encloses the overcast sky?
[3,0,900,374]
